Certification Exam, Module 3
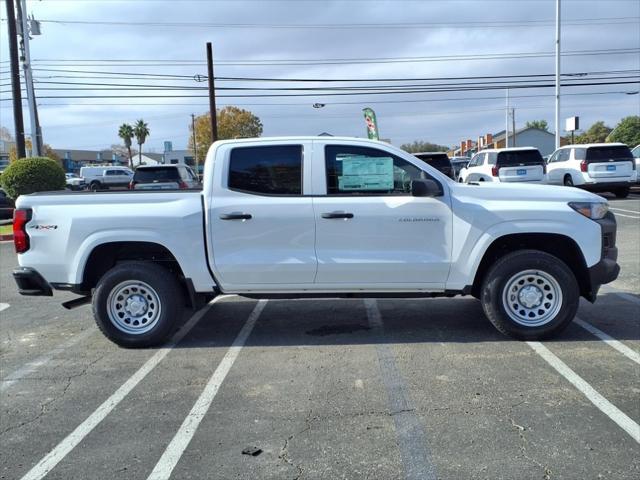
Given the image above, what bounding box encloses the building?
[162,142,198,173]
[0,140,14,171]
[131,153,164,167]
[54,149,125,173]
[452,127,564,157]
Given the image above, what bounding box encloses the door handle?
[219,213,252,220]
[321,211,354,219]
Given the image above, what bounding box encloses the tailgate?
[588,161,634,179]
[498,164,544,182]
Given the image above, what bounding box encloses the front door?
[312,143,453,288]
[209,143,317,288]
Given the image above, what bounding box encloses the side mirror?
[411,179,441,197]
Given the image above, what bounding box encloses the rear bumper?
[581,180,635,191]
[586,212,620,301]
[13,267,53,296]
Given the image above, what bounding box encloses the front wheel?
[481,250,579,340]
[92,262,183,347]
[614,187,629,199]
[563,175,574,187]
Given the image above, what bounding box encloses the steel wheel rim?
[502,269,563,327]
[107,280,161,334]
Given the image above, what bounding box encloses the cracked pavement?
[1,197,639,479]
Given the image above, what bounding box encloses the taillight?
[178,180,188,189]
[491,166,499,177]
[128,180,136,190]
[13,208,32,254]
[580,161,588,172]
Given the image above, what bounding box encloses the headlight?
[568,202,609,220]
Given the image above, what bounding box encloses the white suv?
[458,147,546,184]
[546,143,637,198]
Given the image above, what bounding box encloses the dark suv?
[130,165,201,190]
[413,152,454,179]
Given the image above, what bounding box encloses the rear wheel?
[563,175,574,187]
[614,187,629,198]
[89,181,101,192]
[480,250,579,340]
[92,262,183,347]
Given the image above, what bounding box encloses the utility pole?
[191,113,199,174]
[555,0,561,149]
[206,42,218,143]
[505,89,509,148]
[16,0,41,156]
[511,108,516,147]
[5,0,26,159]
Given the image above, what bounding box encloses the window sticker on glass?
[337,156,394,191]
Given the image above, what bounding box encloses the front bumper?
[13,267,53,296]
[586,212,620,301]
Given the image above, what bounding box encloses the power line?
[2,79,638,99]
[28,48,640,67]
[33,16,640,29]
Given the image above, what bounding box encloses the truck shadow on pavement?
[170,292,640,349]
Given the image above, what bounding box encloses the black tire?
[614,187,629,199]
[563,175,574,187]
[92,262,183,348]
[89,181,101,192]
[480,250,579,340]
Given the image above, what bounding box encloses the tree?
[0,126,14,142]
[188,106,263,164]
[0,157,66,199]
[9,139,61,166]
[400,140,450,153]
[525,120,549,131]
[118,123,135,169]
[133,119,150,166]
[574,121,612,144]
[607,116,640,146]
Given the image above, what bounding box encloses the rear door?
[585,145,635,179]
[497,150,545,182]
[134,167,180,189]
[208,142,317,287]
[312,143,452,287]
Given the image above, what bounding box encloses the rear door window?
[497,150,544,166]
[586,146,633,162]
[228,145,303,195]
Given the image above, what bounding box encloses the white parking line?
[600,286,640,306]
[574,317,640,365]
[147,299,267,480]
[0,303,9,312]
[609,207,640,214]
[1,327,96,392]
[612,212,640,219]
[19,298,223,480]
[527,341,640,443]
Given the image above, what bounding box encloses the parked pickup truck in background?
[12,137,619,347]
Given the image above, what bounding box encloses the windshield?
[134,167,180,182]
[586,146,633,162]
[497,150,544,166]
[414,154,451,169]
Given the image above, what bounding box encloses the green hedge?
[0,157,66,199]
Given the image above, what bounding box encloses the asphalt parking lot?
[1,194,639,480]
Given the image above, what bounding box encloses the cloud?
[0,0,638,150]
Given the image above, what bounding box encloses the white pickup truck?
[12,137,619,347]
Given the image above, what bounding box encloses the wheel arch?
[471,233,591,299]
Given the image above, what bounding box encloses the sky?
[0,0,639,152]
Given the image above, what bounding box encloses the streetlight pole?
[16,0,41,156]
[555,0,561,149]
[191,113,199,174]
[505,89,509,148]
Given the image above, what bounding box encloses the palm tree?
[118,123,134,169]
[133,119,150,166]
